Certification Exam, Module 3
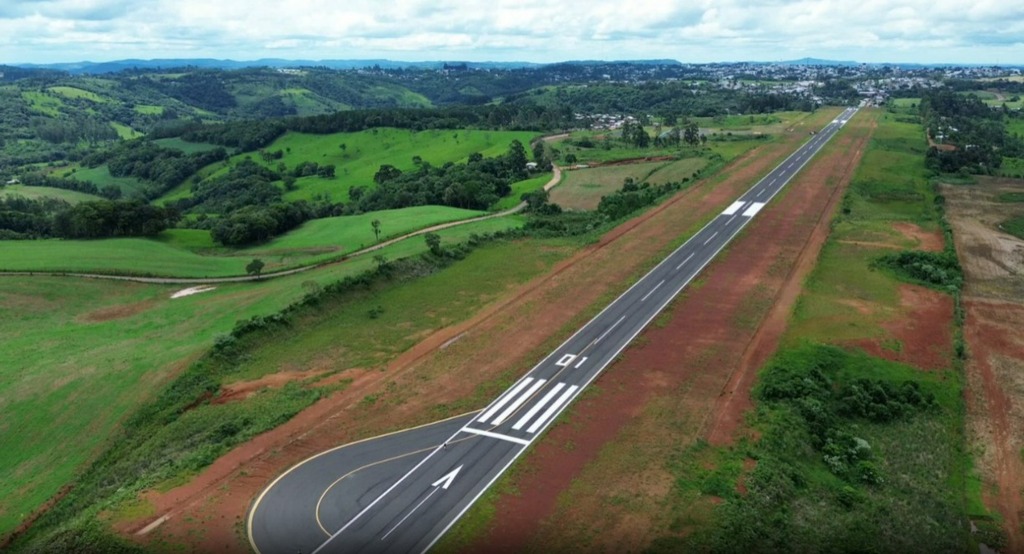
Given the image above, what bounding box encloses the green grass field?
[0,216,537,539]
[68,165,148,196]
[20,91,64,117]
[0,184,103,204]
[133,104,164,115]
[0,205,492,277]
[110,122,142,140]
[156,128,540,205]
[891,98,921,108]
[47,86,107,103]
[647,157,709,184]
[999,215,1024,240]
[491,174,552,211]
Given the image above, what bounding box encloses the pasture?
[0,205,491,277]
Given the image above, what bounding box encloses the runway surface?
[249,106,860,554]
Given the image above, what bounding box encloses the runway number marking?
[555,354,577,367]
[574,356,588,368]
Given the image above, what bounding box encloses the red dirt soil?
[847,284,954,372]
[964,299,1024,552]
[892,221,945,252]
[469,111,877,551]
[121,115,839,553]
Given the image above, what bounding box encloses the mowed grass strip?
[0,205,491,277]
[0,215,531,537]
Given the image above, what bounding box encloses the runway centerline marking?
[593,315,626,345]
[574,356,588,368]
[704,231,719,246]
[640,279,665,302]
[676,253,695,271]
[461,427,530,445]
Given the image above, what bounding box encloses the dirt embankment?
[944,178,1024,552]
[467,110,878,552]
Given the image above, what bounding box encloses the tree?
[371,219,382,242]
[683,122,700,146]
[246,258,265,279]
[424,232,442,255]
[374,164,402,184]
[564,153,578,165]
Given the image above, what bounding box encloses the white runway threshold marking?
[742,202,766,217]
[492,379,547,425]
[477,378,535,424]
[512,382,566,430]
[722,200,746,216]
[527,385,580,433]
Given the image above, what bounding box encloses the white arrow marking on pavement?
[381,466,464,540]
[432,465,463,490]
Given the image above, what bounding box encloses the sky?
[1,0,1022,66]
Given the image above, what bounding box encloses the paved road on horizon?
[249,106,861,554]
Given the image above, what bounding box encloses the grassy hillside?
[157,128,540,204]
[0,205,491,277]
[0,214,527,540]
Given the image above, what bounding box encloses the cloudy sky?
[1,0,1021,65]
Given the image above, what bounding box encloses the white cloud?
[0,0,1021,64]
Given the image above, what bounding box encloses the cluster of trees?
[0,195,69,238]
[81,140,228,199]
[210,203,313,246]
[351,141,529,211]
[0,195,178,239]
[181,103,574,151]
[596,178,684,220]
[920,89,1023,174]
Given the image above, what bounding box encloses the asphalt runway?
[249,106,861,554]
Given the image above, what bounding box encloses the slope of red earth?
[943,179,1024,552]
[466,111,878,552]
[120,110,848,553]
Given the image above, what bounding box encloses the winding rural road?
[0,166,562,285]
[248,106,861,554]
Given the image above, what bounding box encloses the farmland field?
[47,86,106,103]
[0,205,491,277]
